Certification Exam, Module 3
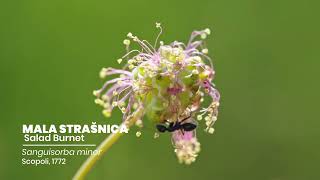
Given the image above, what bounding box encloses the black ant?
[156,115,197,133]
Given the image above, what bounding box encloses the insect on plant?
[156,115,197,133]
[73,22,221,180]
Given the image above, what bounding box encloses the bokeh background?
[1,0,320,179]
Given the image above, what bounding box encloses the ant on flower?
[156,115,197,133]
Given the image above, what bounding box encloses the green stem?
[73,107,143,180]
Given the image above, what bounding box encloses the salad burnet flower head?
[93,23,220,165]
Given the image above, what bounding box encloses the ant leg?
[180,114,192,123]
[180,129,184,135]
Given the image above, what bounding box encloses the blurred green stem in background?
[73,107,144,180]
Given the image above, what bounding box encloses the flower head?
[93,23,220,164]
[172,129,201,165]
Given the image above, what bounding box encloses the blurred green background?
[1,0,320,179]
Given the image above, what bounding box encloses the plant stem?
[73,107,143,180]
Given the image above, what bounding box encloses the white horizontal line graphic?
[22,144,96,147]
